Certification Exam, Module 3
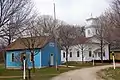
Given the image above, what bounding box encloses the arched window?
[96,29,98,34]
[77,51,80,57]
[70,52,72,57]
[103,52,105,57]
[88,30,90,34]
[89,51,92,57]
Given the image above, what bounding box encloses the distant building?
[61,17,109,62]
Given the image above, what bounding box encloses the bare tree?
[95,0,120,62]
[14,53,29,69]
[58,24,77,67]
[110,0,120,27]
[37,15,65,36]
[109,0,120,42]
[77,43,88,63]
[1,7,33,45]
[101,0,120,42]
[0,0,33,69]
[37,15,66,70]
[0,0,32,29]
[19,18,50,72]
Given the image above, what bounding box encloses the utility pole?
[53,0,58,70]
[53,1,56,21]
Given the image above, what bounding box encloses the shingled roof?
[6,36,51,50]
[72,36,89,45]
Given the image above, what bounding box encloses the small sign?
[112,52,114,56]
[49,42,55,47]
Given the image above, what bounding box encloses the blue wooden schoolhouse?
[5,36,61,69]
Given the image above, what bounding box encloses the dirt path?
[51,64,120,80]
[0,76,22,78]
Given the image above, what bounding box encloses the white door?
[50,54,54,65]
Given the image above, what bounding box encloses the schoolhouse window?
[77,51,80,57]
[89,51,92,57]
[12,53,14,62]
[70,52,72,57]
[20,53,23,61]
[30,53,33,62]
[63,52,65,58]
[49,42,54,47]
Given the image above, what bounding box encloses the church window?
[89,51,92,57]
[70,52,72,57]
[63,52,65,58]
[88,30,90,34]
[98,52,101,57]
[77,51,80,57]
[103,52,105,57]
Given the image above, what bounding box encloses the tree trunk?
[3,51,6,69]
[81,48,84,63]
[108,44,111,60]
[32,59,35,72]
[28,69,31,79]
[8,29,12,45]
[66,48,68,67]
[8,38,11,45]
[31,52,35,73]
[101,39,103,63]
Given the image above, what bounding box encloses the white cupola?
[85,17,98,38]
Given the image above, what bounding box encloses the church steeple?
[85,17,98,38]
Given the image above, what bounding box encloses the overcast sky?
[33,0,110,25]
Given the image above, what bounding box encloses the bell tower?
[85,17,98,38]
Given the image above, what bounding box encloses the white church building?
[61,18,109,62]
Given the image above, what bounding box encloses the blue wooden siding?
[41,42,61,67]
[6,42,61,68]
[26,49,41,68]
[6,50,21,68]
[6,49,41,68]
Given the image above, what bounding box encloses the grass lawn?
[0,62,111,80]
[97,67,120,80]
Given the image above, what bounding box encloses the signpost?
[23,53,26,79]
[112,52,115,69]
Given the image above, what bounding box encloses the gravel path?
[51,64,120,80]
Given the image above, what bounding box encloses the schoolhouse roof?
[6,36,52,51]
